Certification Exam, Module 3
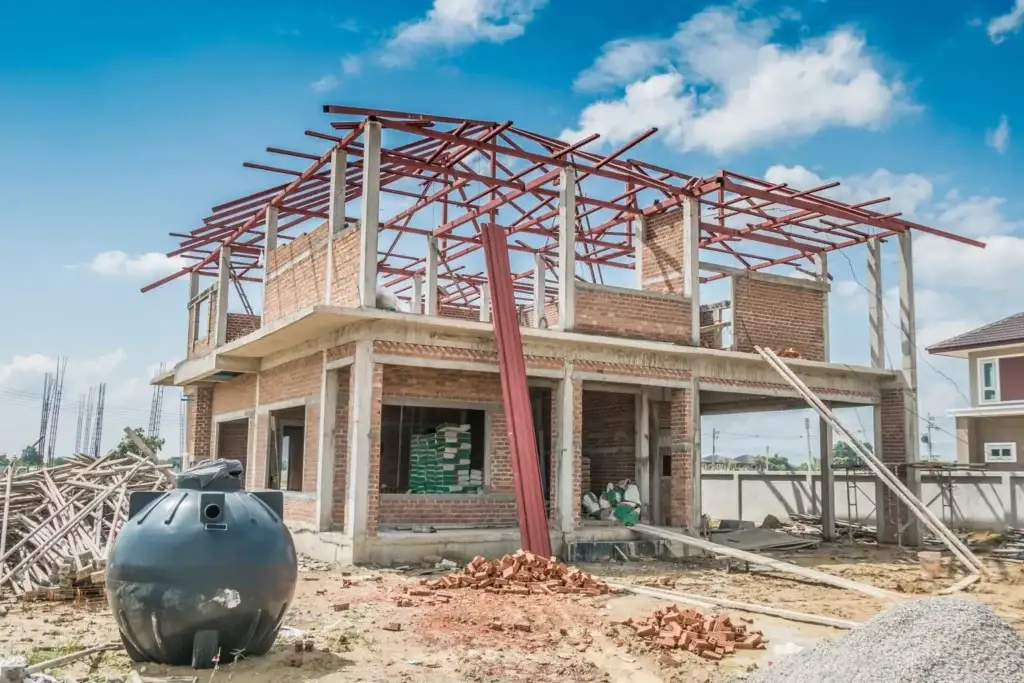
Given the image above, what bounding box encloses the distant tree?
[111,428,165,460]
[0,454,8,470]
[164,456,183,471]
[20,445,42,467]
[832,440,870,468]
[754,453,795,471]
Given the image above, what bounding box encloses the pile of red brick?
[616,605,766,662]
[421,552,610,596]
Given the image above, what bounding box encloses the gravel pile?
[744,597,1024,683]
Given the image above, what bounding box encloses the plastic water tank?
[106,459,298,668]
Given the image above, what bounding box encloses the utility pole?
[711,428,718,457]
[804,417,813,469]
[922,413,936,461]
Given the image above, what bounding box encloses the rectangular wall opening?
[215,418,249,472]
[380,404,487,494]
[266,406,305,491]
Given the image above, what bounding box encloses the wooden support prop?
[606,580,861,630]
[937,573,981,596]
[0,459,14,571]
[632,524,902,602]
[755,346,988,577]
[25,642,120,674]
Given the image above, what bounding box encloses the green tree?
[111,428,165,460]
[20,445,42,467]
[832,440,871,468]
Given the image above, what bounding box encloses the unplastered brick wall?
[263,222,361,324]
[878,386,912,542]
[331,367,352,530]
[667,389,692,528]
[731,273,827,361]
[641,210,684,295]
[574,283,691,345]
[185,387,214,466]
[211,374,256,416]
[215,420,249,470]
[582,390,635,493]
[378,365,514,528]
[438,304,480,321]
[225,313,260,343]
[187,290,217,357]
[284,496,316,524]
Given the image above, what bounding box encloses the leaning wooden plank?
[632,524,902,602]
[606,580,861,630]
[937,573,981,595]
[756,347,988,577]
[0,457,15,571]
[24,642,120,674]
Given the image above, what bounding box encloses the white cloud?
[341,55,362,76]
[310,75,339,93]
[382,0,548,67]
[81,251,187,277]
[986,114,1010,153]
[562,6,909,156]
[987,0,1024,43]
[764,165,933,219]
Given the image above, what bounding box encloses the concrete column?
[682,198,701,346]
[262,206,278,326]
[650,404,662,525]
[325,148,347,304]
[556,364,580,534]
[344,341,374,561]
[819,414,835,540]
[425,236,439,316]
[479,284,491,323]
[814,251,830,362]
[557,167,576,331]
[898,230,920,460]
[315,354,339,531]
[187,272,200,354]
[358,121,382,309]
[410,275,423,314]
[635,391,651,522]
[689,384,702,530]
[533,252,546,328]
[634,216,646,289]
[215,246,231,347]
[867,238,884,369]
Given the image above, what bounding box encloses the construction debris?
[991,527,1024,560]
[421,551,610,595]
[614,604,764,662]
[746,597,1024,683]
[772,347,803,359]
[0,452,174,600]
[581,480,642,525]
[782,513,878,542]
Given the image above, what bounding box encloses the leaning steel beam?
[755,346,989,577]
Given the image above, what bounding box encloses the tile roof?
[927,312,1024,354]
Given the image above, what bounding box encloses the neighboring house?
[927,312,1024,470]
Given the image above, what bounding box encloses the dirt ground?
[2,544,1023,683]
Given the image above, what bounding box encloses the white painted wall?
[701,470,1023,531]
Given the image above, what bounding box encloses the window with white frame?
[984,442,1016,464]
[979,359,998,403]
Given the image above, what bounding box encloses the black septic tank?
[106,459,298,669]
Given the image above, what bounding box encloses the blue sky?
[2,0,1024,463]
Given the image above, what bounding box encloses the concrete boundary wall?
[701,470,1024,531]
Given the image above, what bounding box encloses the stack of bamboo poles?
[0,450,174,601]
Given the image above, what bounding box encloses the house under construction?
[148,105,985,565]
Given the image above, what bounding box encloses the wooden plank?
[632,524,902,602]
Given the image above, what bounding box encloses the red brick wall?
[215,420,249,471]
[264,224,327,324]
[366,363,384,535]
[259,355,321,405]
[252,413,267,490]
[211,374,256,416]
[582,391,635,492]
[185,387,214,466]
[378,494,517,527]
[332,367,351,529]
[667,389,692,528]
[731,274,826,361]
[438,304,480,321]
[302,402,320,494]
[328,226,362,307]
[284,495,315,524]
[878,387,911,543]
[225,313,260,343]
[574,283,692,345]
[641,210,684,295]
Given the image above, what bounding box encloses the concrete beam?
[325,148,347,305]
[315,354,339,531]
[682,197,701,346]
[867,237,885,369]
[358,121,382,309]
[557,167,576,331]
[410,275,423,315]
[533,252,546,328]
[344,341,374,559]
[425,236,439,316]
[215,246,231,347]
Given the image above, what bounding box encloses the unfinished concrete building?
[148,105,984,564]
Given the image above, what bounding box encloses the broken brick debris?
[421,551,610,596]
[614,604,765,662]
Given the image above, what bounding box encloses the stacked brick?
[616,605,766,662]
[422,552,610,596]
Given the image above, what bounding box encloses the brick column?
[876,387,920,544]
[667,389,693,528]
[185,386,214,468]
